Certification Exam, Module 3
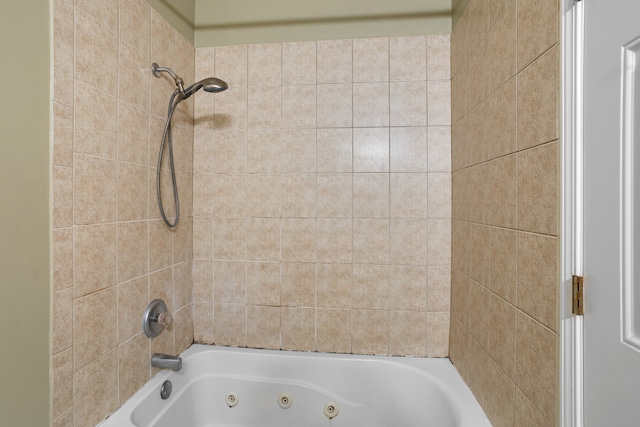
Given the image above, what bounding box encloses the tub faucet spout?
[151,353,182,372]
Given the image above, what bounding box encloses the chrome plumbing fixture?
[151,63,228,228]
[151,353,183,372]
[142,299,172,338]
[160,380,173,400]
[151,63,228,100]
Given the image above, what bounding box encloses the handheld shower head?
[202,77,229,93]
[152,63,228,100]
[182,77,228,99]
[152,63,229,228]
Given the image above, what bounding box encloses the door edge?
[560,1,585,426]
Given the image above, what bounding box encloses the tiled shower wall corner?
[51,0,195,426]
[450,0,559,426]
[191,36,452,356]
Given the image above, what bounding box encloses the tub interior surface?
[101,345,491,427]
[136,371,456,427]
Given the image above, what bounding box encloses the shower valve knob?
[156,312,172,327]
[143,299,170,338]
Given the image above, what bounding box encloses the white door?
[583,0,640,425]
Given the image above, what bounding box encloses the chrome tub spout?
[151,353,182,372]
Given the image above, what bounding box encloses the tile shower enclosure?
[51,1,452,426]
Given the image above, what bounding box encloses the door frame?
[560,1,584,426]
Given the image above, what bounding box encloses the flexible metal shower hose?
[157,90,181,228]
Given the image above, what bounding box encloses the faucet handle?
[143,299,170,338]
[157,312,172,327]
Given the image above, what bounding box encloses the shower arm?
[152,63,186,98]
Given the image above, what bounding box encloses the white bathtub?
[99,344,491,427]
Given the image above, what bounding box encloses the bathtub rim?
[99,343,491,427]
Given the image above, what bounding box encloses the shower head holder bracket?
[151,63,185,95]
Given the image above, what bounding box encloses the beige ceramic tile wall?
[450,0,559,426]
[51,1,194,426]
[192,36,452,357]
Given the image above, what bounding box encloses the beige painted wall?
[147,0,196,42]
[146,0,452,47]
[0,0,51,425]
[195,0,451,46]
[451,0,469,27]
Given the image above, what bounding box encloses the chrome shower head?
[151,63,228,100]
[182,77,228,99]
[202,77,228,93]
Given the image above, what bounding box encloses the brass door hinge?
[572,275,584,315]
